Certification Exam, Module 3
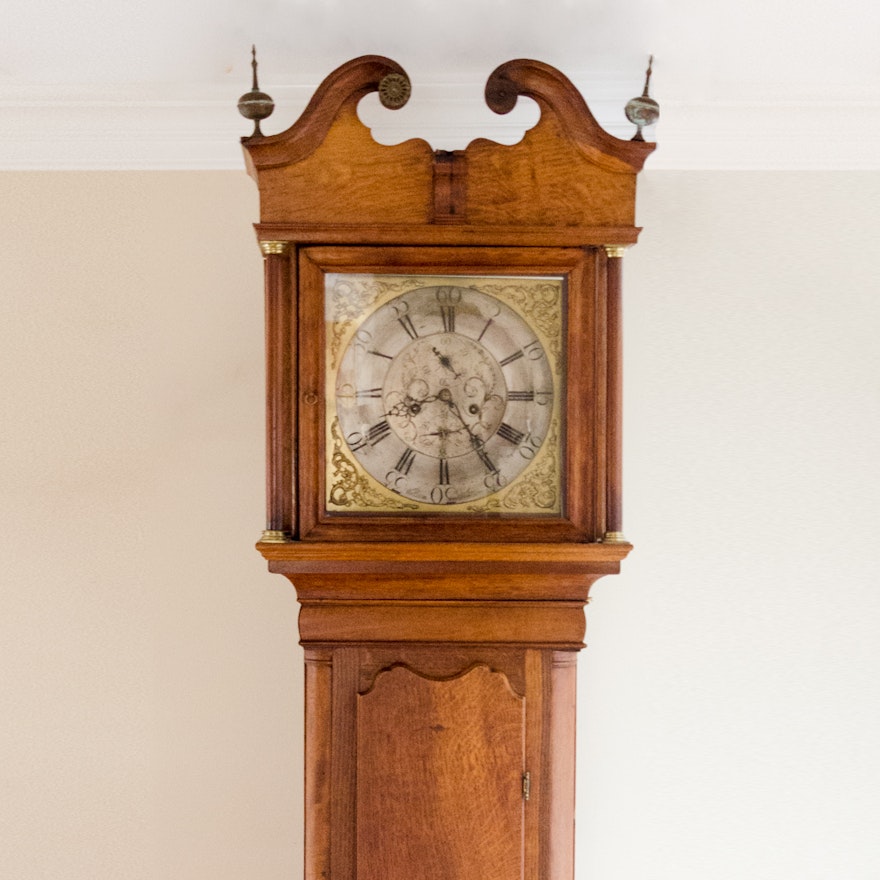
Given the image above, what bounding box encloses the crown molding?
[1,81,877,171]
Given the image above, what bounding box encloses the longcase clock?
[241,55,654,880]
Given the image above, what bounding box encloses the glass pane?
[325,273,565,516]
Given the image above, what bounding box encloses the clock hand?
[440,391,486,447]
[425,427,465,438]
[431,346,461,378]
[385,392,439,418]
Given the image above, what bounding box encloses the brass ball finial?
[237,45,275,137]
[625,55,660,142]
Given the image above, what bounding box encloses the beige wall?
[2,171,879,878]
[1,173,301,878]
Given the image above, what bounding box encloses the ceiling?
[1,0,877,170]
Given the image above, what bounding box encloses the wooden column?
[303,648,332,880]
[603,245,627,543]
[260,241,293,541]
[545,651,577,880]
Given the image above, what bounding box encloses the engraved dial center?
[383,333,506,459]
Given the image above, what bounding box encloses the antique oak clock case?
[243,56,653,880]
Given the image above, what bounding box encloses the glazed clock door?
[297,244,602,543]
[356,664,525,880]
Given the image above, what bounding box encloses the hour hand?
[389,389,443,420]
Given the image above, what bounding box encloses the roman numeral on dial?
[508,389,551,405]
[367,420,392,445]
[499,349,524,367]
[438,458,450,485]
[475,447,498,474]
[394,447,417,475]
[497,422,525,445]
[397,314,419,340]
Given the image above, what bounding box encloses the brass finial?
[237,45,275,138]
[625,55,660,142]
[377,72,412,110]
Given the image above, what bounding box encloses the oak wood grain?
[302,648,332,880]
[545,652,577,880]
[244,56,653,229]
[257,539,631,565]
[263,248,294,535]
[605,252,624,535]
[255,223,643,248]
[297,600,587,649]
[243,54,652,880]
[355,647,527,697]
[356,664,525,880]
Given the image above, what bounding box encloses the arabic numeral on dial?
[435,287,462,305]
[483,470,508,490]
[354,328,372,351]
[337,382,356,401]
[430,484,458,504]
[523,339,544,360]
[519,434,544,460]
[346,431,368,452]
[355,327,393,361]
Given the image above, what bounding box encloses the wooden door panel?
[356,664,525,880]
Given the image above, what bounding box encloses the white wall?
[580,172,880,878]
[2,170,878,878]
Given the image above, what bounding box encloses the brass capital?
[260,529,291,543]
[260,240,289,256]
[603,245,628,259]
[602,530,629,544]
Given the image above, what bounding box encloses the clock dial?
[332,281,559,508]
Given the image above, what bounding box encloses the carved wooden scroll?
[243,55,654,229]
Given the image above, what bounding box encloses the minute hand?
[443,396,485,448]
